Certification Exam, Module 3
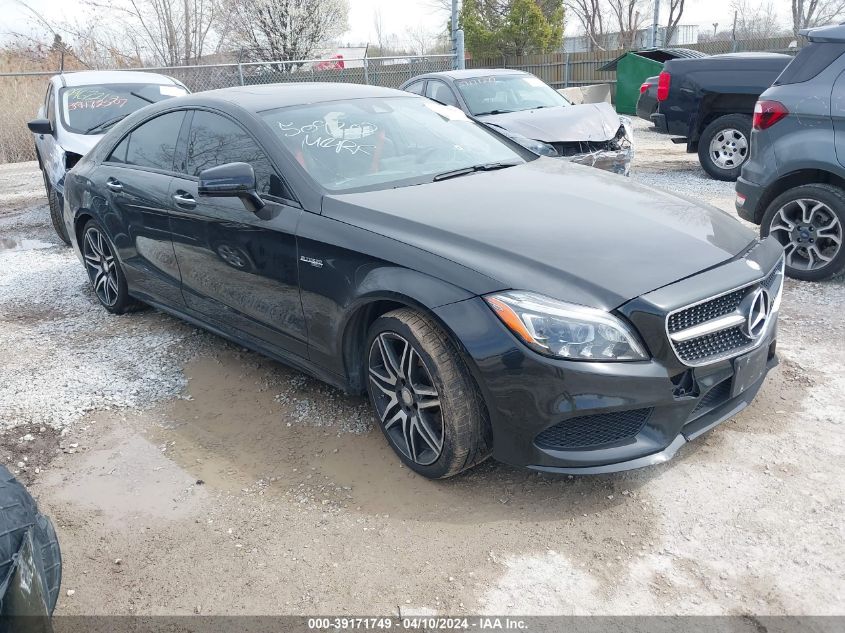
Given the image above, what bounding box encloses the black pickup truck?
[652,52,791,180]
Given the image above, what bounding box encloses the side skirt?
[135,294,352,394]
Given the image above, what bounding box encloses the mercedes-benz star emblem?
[742,288,771,339]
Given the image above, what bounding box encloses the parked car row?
[50,80,784,482]
[636,25,845,280]
[24,29,841,485]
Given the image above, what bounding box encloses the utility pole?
[731,10,738,52]
[452,0,461,69]
[651,0,660,48]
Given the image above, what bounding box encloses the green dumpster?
[599,48,707,114]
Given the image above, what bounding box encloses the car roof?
[801,23,845,42]
[55,70,182,87]
[709,52,792,60]
[410,68,528,81]
[179,82,413,112]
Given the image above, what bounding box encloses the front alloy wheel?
[368,332,444,466]
[365,308,491,479]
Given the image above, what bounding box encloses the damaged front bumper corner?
[568,145,634,176]
[565,116,635,176]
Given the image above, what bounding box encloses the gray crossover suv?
[736,24,845,280]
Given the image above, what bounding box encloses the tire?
[0,465,62,614]
[81,218,144,314]
[42,172,70,246]
[365,308,491,479]
[697,114,752,181]
[761,183,845,281]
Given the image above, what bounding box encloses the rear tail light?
[639,82,651,94]
[657,71,670,101]
[753,100,788,130]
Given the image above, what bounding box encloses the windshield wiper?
[130,91,155,104]
[474,109,514,116]
[433,161,521,182]
[85,114,129,134]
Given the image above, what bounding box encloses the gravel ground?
[1,119,843,617]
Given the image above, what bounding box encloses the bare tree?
[10,0,223,66]
[731,0,784,39]
[566,0,606,49]
[227,0,349,62]
[664,0,687,45]
[84,0,223,65]
[373,7,386,53]
[607,0,646,48]
[408,25,434,55]
[792,0,845,36]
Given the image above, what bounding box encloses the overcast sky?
[0,0,770,47]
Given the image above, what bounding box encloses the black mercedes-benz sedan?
[63,83,784,479]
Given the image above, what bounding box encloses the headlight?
[484,291,648,361]
[490,126,559,157]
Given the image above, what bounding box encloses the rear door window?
[775,42,845,85]
[404,81,425,95]
[117,111,186,171]
[425,80,459,107]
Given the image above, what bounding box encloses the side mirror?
[198,162,265,214]
[27,119,53,135]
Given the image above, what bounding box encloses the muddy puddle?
[0,236,56,252]
[144,351,675,524]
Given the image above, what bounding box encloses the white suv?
[28,70,189,244]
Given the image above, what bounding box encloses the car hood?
[478,102,623,143]
[57,131,102,156]
[323,159,755,310]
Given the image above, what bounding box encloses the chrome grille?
[675,327,748,363]
[668,289,745,334]
[666,257,784,366]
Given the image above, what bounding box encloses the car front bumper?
[566,117,635,176]
[433,240,782,474]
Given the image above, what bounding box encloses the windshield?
[59,83,188,135]
[261,97,528,193]
[454,75,570,116]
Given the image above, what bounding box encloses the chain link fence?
[0,54,454,165]
[468,36,801,91]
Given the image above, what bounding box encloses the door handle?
[172,192,196,208]
[106,179,123,192]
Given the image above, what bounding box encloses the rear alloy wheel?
[81,220,143,313]
[698,114,752,181]
[762,184,845,281]
[366,308,491,479]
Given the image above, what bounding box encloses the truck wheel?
[761,184,845,281]
[0,465,62,614]
[697,114,752,181]
[42,172,70,246]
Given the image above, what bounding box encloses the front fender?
[296,212,504,380]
